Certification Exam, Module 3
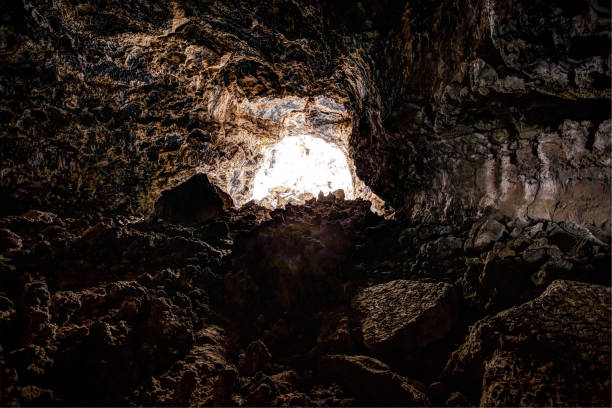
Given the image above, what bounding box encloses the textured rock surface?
[2,0,608,230]
[0,0,387,216]
[0,0,610,406]
[318,354,429,406]
[0,199,609,405]
[352,280,459,359]
[352,0,611,236]
[154,173,232,225]
[442,280,611,406]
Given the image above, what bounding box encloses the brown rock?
[318,354,429,406]
[473,219,507,251]
[331,189,345,201]
[0,229,22,257]
[314,311,354,354]
[213,366,238,407]
[352,280,459,359]
[154,173,233,225]
[445,391,472,407]
[238,340,272,377]
[443,280,611,406]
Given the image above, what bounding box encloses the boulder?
[0,228,22,257]
[442,280,611,406]
[352,280,459,359]
[238,340,271,376]
[418,235,464,260]
[243,370,306,406]
[154,174,233,225]
[473,219,507,251]
[546,223,578,252]
[318,354,429,406]
[331,189,345,201]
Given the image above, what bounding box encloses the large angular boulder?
[317,354,429,406]
[154,174,233,225]
[442,280,611,406]
[352,280,459,359]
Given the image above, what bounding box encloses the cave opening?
[250,134,355,207]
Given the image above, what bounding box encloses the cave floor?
[0,196,609,406]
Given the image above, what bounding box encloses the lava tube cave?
[0,0,610,406]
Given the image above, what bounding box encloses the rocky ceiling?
[1,0,610,230]
[0,0,610,406]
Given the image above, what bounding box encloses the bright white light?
[251,135,354,205]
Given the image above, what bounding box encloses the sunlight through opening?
[251,135,354,207]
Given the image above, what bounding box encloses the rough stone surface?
[318,354,429,406]
[154,173,233,225]
[442,280,611,406]
[0,198,609,405]
[473,219,507,251]
[352,280,459,358]
[0,0,610,406]
[353,0,611,236]
[0,0,388,216]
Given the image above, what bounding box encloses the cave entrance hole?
[250,134,355,207]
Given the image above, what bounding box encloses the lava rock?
[238,340,272,377]
[473,219,507,251]
[154,173,233,225]
[352,280,459,359]
[318,354,429,406]
[0,228,22,257]
[546,223,578,252]
[443,280,611,406]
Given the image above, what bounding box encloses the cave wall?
[0,0,360,216]
[0,1,610,406]
[352,0,611,237]
[1,0,610,234]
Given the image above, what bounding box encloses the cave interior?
[0,0,611,406]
